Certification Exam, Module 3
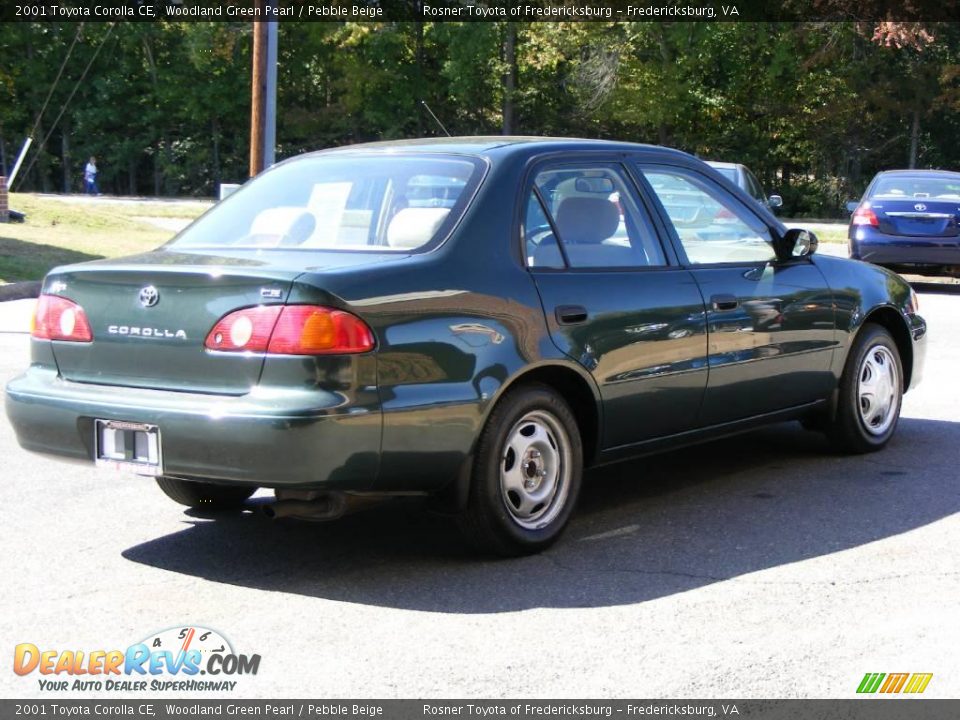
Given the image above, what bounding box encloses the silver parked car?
[707,161,783,213]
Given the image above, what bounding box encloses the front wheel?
[826,324,904,454]
[155,476,255,510]
[457,384,583,556]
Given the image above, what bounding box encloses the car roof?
[705,161,741,170]
[874,169,960,177]
[310,135,692,160]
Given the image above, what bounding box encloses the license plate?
[95,420,162,476]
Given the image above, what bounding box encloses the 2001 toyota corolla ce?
[5,138,927,556]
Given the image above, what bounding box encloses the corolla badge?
[914,203,927,212]
[138,286,160,308]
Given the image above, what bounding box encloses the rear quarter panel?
[294,153,586,492]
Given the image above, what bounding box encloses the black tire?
[155,476,255,510]
[825,324,904,454]
[456,383,583,557]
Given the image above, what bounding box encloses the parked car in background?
[707,161,783,212]
[847,169,960,278]
[5,138,926,557]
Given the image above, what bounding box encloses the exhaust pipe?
[263,491,346,521]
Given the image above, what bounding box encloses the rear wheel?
[826,324,903,453]
[155,476,255,510]
[457,384,583,556]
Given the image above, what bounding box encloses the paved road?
[1,287,958,699]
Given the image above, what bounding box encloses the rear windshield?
[871,175,960,200]
[713,166,737,182]
[170,154,484,252]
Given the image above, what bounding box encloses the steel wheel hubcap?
[500,410,571,530]
[857,344,899,436]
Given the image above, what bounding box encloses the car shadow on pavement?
[122,417,959,613]
[911,281,960,295]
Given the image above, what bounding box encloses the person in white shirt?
[84,156,99,195]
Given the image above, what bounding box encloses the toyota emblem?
[915,203,927,212]
[138,286,159,308]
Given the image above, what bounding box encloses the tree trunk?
[35,119,51,192]
[61,120,71,194]
[212,117,222,191]
[908,109,920,169]
[415,15,425,136]
[502,23,517,135]
[128,156,137,196]
[154,141,161,197]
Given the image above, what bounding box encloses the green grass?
[0,194,207,283]
[809,226,847,244]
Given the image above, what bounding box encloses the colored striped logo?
[857,672,933,694]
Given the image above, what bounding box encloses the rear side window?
[170,155,483,252]
[524,165,666,269]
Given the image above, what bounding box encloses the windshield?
[871,174,960,200]
[171,154,484,252]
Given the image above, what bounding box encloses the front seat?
[534,196,632,267]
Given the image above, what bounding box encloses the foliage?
[2,21,960,217]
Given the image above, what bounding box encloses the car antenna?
[421,100,451,137]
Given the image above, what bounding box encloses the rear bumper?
[4,367,381,489]
[850,231,960,274]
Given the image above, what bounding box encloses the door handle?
[710,294,740,311]
[555,305,588,325]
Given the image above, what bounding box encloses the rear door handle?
[555,305,588,325]
[710,294,740,311]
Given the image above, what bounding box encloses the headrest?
[554,196,620,245]
[249,207,316,246]
[386,207,450,249]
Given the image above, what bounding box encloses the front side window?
[745,169,766,203]
[170,155,483,252]
[524,165,666,269]
[640,167,776,265]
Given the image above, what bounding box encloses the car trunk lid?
[870,197,960,239]
[41,249,395,395]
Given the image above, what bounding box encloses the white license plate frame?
[94,419,163,477]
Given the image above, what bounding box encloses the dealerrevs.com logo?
[14,626,261,692]
[857,672,933,695]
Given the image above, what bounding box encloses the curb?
[0,281,42,302]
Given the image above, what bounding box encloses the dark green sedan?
[4,138,927,556]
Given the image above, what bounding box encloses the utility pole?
[249,11,266,177]
[264,7,278,169]
[249,1,278,177]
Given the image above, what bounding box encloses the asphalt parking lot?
[1,283,958,699]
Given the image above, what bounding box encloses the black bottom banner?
[3,700,960,720]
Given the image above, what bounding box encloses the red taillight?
[205,305,283,353]
[32,295,93,342]
[852,205,879,226]
[204,305,375,355]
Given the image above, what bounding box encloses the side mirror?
[767,194,783,209]
[775,228,818,261]
[845,200,860,213]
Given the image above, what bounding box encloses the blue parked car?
[847,169,960,277]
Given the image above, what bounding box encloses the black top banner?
[3,0,960,23]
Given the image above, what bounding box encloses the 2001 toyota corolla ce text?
[5,138,927,556]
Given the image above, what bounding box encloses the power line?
[26,22,85,141]
[17,22,117,188]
